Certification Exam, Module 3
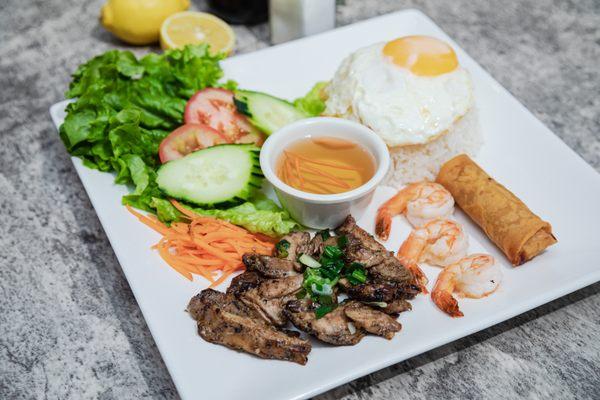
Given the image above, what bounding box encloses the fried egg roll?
[436,154,556,266]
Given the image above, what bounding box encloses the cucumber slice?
[156,144,262,206]
[299,253,321,269]
[234,90,309,135]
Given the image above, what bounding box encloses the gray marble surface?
[1,0,599,399]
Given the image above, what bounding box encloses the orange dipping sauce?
[276,136,376,194]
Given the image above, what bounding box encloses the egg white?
[325,43,474,147]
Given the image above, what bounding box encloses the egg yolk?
[383,36,458,76]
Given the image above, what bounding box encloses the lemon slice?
[160,11,235,54]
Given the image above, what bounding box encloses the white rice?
[383,107,483,188]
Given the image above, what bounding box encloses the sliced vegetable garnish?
[311,282,333,296]
[315,304,337,319]
[233,90,310,135]
[318,229,331,240]
[299,253,321,268]
[275,239,291,258]
[323,245,343,259]
[301,237,364,318]
[293,81,328,117]
[364,301,388,308]
[349,268,367,284]
[127,203,274,285]
[345,262,367,285]
[337,235,348,248]
[184,88,264,143]
[158,123,227,163]
[156,144,262,206]
[60,45,229,218]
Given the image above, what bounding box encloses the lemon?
[160,11,235,55]
[101,0,190,45]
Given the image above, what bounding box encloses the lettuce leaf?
[60,45,300,236]
[60,45,227,212]
[191,194,301,237]
[293,81,328,116]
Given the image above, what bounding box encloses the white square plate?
[50,9,600,400]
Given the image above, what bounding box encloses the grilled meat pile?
[187,215,421,364]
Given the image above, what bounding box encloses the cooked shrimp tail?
[431,282,463,317]
[375,182,455,240]
[431,254,502,317]
[375,186,413,240]
[403,261,429,294]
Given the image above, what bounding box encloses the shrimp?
[375,182,454,240]
[431,254,502,317]
[402,260,430,294]
[397,218,469,268]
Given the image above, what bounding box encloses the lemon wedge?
[100,0,189,45]
[160,11,235,54]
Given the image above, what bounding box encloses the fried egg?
[325,36,474,146]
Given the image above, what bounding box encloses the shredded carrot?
[285,150,361,171]
[127,205,275,287]
[302,179,337,194]
[298,163,351,188]
[293,156,304,188]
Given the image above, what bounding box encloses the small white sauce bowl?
[260,117,390,229]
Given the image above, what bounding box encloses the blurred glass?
[207,0,268,25]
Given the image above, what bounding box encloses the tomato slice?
[158,123,228,163]
[184,87,265,144]
[235,127,265,146]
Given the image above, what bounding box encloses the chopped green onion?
[323,245,342,259]
[344,262,367,285]
[311,283,333,296]
[318,230,331,240]
[347,322,357,334]
[347,276,360,285]
[295,288,307,299]
[320,260,343,279]
[349,262,366,270]
[275,239,290,258]
[318,294,335,305]
[299,253,321,268]
[315,304,337,319]
[337,235,348,248]
[350,269,367,284]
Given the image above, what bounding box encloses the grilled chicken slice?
[277,231,311,270]
[307,234,338,258]
[368,257,414,285]
[187,289,311,364]
[336,215,387,253]
[381,299,412,315]
[227,271,262,296]
[337,217,393,267]
[339,278,419,303]
[344,237,390,267]
[307,232,324,257]
[284,300,365,345]
[344,302,402,340]
[243,253,298,278]
[237,275,304,326]
[335,216,416,286]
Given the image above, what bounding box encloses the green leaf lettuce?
[60,45,299,236]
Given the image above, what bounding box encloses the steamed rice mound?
[383,107,483,188]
